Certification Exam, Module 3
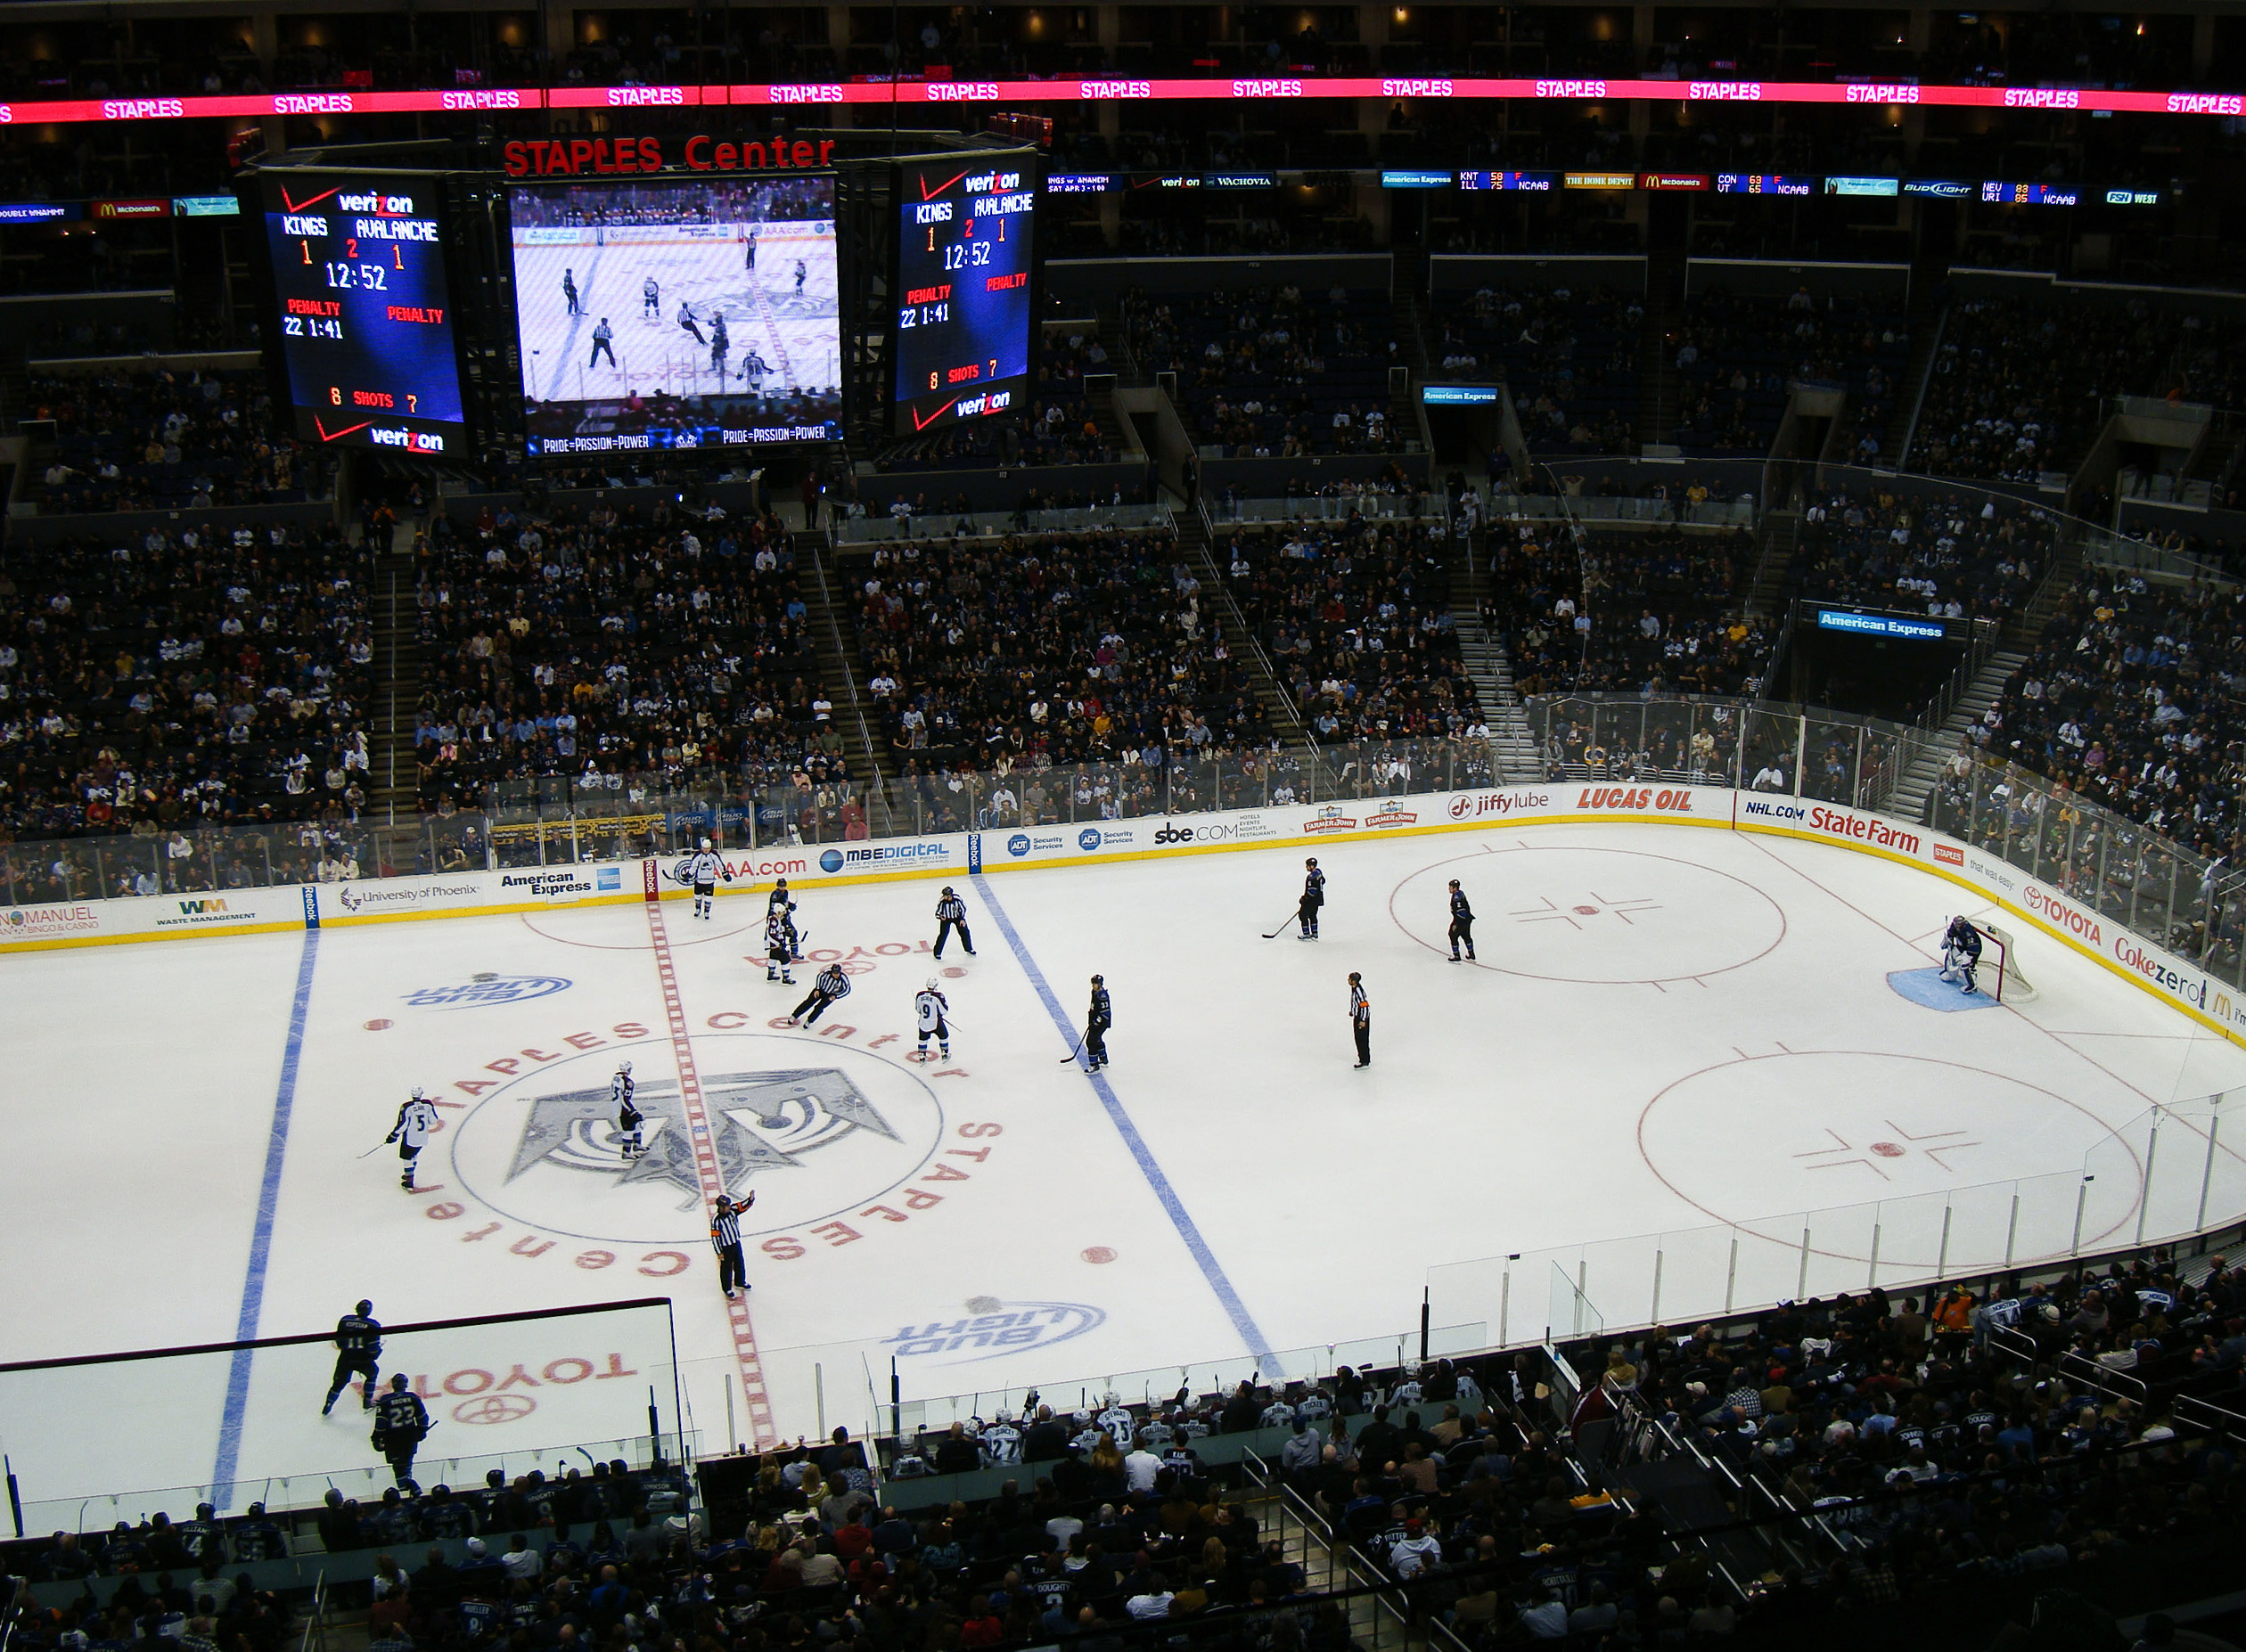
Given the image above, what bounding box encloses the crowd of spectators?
[1433,284,1642,457]
[1218,516,1490,750]
[1913,295,2214,483]
[844,526,1282,827]
[410,496,851,835]
[0,521,376,896]
[1973,572,2246,871]
[1792,486,2058,624]
[1119,285,1400,460]
[1546,1253,2246,1625]
[1484,523,1772,699]
[1669,288,1908,460]
[29,369,324,514]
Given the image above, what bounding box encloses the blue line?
[212,928,322,1507]
[971,873,1280,1374]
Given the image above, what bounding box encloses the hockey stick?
[1058,1031,1086,1066]
[1261,912,1300,939]
[359,1141,393,1159]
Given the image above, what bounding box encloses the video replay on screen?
[507,174,841,454]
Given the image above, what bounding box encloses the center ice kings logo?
[449,1035,946,1246]
[511,1069,900,1197]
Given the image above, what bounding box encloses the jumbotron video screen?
[507,176,842,455]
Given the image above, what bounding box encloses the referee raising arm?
[711,1192,755,1299]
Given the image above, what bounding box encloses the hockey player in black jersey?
[1084,975,1112,1069]
[933,887,975,958]
[370,1373,433,1492]
[788,961,852,1026]
[1298,858,1326,939]
[1447,879,1477,961]
[768,879,802,958]
[323,1300,381,1414]
[1938,916,1984,994]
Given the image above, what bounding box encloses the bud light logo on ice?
[882,1298,1106,1363]
[404,975,573,1010]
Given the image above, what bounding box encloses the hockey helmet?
[619,1059,633,1075]
[995,1408,1014,1424]
[775,877,789,887]
[926,977,939,991]
[357,1299,373,1314]
[1103,1390,1120,1407]
[1091,973,1104,985]
[701,837,712,850]
[412,1085,425,1099]
[1306,856,1317,867]
[1072,1409,1093,1426]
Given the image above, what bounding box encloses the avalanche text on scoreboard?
[893,160,1036,436]
[258,173,468,454]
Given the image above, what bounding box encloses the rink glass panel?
[0,1297,684,1525]
[16,697,2246,998]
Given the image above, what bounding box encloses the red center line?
[641,858,779,1449]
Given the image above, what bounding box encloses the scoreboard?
[256,171,469,455]
[893,158,1037,436]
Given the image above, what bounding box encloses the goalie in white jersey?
[386,1089,440,1192]
[914,979,952,1062]
[680,838,732,920]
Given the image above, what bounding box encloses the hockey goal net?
[1980,921,2038,1003]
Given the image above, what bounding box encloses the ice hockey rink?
[513,218,840,407]
[6,820,2246,1520]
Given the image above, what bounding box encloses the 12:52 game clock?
[893,158,1037,436]
[255,170,470,455]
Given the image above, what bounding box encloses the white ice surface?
[4,822,2242,1512]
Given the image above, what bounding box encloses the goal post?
[1980,921,2037,1003]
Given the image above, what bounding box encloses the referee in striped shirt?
[711,1191,755,1298]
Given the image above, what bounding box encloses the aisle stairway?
[1638,249,1685,446]
[1451,535,1543,781]
[368,517,423,868]
[797,533,898,829]
[1179,504,1316,748]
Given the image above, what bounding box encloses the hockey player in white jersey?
[1067,1411,1106,1454]
[1096,1393,1135,1450]
[980,1409,1024,1466]
[612,1061,643,1161]
[764,910,797,985]
[1938,916,1984,994]
[913,978,952,1062]
[386,1089,440,1192]
[683,838,732,920]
